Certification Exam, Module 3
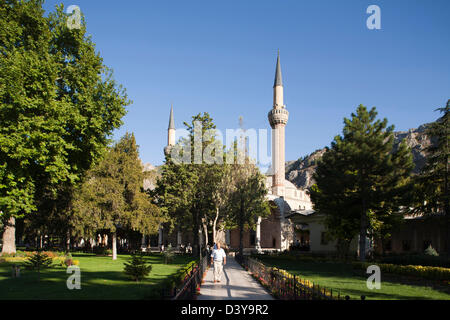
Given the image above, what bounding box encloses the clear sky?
[43,0,450,167]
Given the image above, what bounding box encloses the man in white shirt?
[210,242,226,283]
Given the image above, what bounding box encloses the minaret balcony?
[268,108,289,127]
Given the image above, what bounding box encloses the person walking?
[210,242,226,283]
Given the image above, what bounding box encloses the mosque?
[143,53,446,257]
[142,53,319,253]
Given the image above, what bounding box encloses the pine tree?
[24,251,53,281]
[123,252,152,282]
[163,244,175,264]
[310,105,414,261]
[414,100,450,255]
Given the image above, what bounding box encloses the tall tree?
[310,105,413,261]
[226,139,271,257]
[309,153,361,259]
[154,113,225,255]
[72,133,162,260]
[0,1,129,254]
[414,100,450,255]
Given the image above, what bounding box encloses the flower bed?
[0,252,79,267]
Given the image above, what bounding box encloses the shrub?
[424,245,439,257]
[352,262,450,281]
[14,250,27,258]
[24,251,53,280]
[172,260,197,286]
[64,258,74,266]
[163,247,175,264]
[0,253,15,258]
[123,253,152,282]
[93,246,107,255]
[379,253,449,268]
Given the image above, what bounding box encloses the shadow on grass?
[0,269,166,300]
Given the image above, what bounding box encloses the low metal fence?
[236,255,341,300]
[171,255,208,300]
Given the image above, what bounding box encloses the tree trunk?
[359,207,367,262]
[444,151,449,256]
[66,230,70,252]
[445,110,449,256]
[337,238,350,260]
[213,208,219,244]
[202,216,209,246]
[112,231,117,260]
[1,216,16,255]
[203,222,208,247]
[192,210,200,257]
[239,223,244,257]
[238,198,244,257]
[445,211,450,257]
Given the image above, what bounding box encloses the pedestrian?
[210,242,226,283]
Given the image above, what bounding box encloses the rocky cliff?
[285,124,432,190]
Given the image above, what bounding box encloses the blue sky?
[43,0,450,167]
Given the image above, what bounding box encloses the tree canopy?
[413,100,450,255]
[310,105,414,260]
[0,1,130,254]
[72,133,162,259]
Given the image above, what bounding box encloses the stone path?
[197,257,274,300]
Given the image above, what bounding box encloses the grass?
[0,253,194,300]
[256,257,450,300]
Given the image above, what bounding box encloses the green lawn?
[0,253,194,300]
[256,257,450,300]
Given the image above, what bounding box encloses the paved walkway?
[197,257,274,300]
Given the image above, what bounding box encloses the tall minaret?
[268,51,289,197]
[164,104,175,156]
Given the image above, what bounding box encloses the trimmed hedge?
[377,254,450,268]
[251,253,340,263]
[353,262,450,281]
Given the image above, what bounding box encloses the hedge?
[353,262,450,281]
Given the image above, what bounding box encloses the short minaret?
[268,51,289,197]
[164,104,176,156]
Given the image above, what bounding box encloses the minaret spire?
[164,104,176,156]
[168,104,175,129]
[274,50,283,88]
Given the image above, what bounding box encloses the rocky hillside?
[286,124,432,190]
[142,162,161,191]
